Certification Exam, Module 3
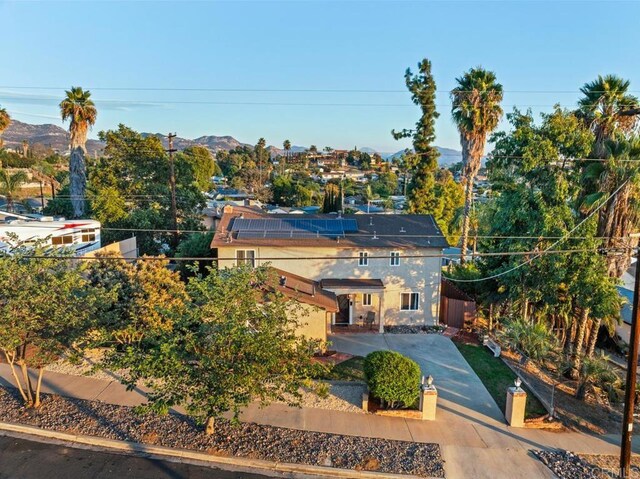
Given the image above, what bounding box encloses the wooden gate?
[440,278,476,329]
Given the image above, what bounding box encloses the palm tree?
[578,75,639,158]
[0,107,10,149]
[59,87,97,218]
[451,68,503,263]
[0,170,28,212]
[575,352,618,400]
[282,139,291,174]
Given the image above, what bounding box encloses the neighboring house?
[211,206,448,341]
[0,210,101,255]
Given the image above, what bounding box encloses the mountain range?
[2,119,462,165]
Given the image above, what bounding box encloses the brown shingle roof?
[272,268,338,312]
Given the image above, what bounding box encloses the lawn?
[455,342,548,419]
[323,356,366,382]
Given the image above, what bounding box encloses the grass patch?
[323,356,366,381]
[454,342,547,419]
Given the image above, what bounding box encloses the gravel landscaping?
[534,450,639,479]
[289,382,366,413]
[0,387,444,477]
[384,325,445,334]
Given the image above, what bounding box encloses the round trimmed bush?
[363,350,421,409]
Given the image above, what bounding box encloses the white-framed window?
[358,251,369,266]
[363,293,372,306]
[390,251,400,266]
[400,292,420,311]
[236,249,256,267]
[52,234,74,245]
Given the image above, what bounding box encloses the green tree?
[179,146,216,191]
[254,137,269,185]
[175,232,216,278]
[60,87,97,218]
[0,244,106,407]
[451,68,503,262]
[88,255,188,346]
[0,169,28,212]
[0,106,10,149]
[106,265,322,435]
[392,59,440,214]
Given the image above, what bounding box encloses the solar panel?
[231,218,359,237]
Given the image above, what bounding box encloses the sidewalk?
[0,362,637,479]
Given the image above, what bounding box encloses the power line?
[2,85,640,94]
[2,247,626,263]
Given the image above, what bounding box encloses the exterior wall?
[218,245,442,326]
[290,303,329,342]
[86,237,138,259]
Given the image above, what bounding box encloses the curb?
[0,420,438,479]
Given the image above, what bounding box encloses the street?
[0,436,274,479]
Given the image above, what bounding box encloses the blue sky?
[1,0,639,153]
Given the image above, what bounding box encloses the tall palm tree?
[0,107,10,150]
[0,170,28,212]
[451,68,503,263]
[282,139,291,173]
[578,75,639,158]
[59,87,97,218]
[578,77,640,278]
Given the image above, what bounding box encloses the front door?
[336,295,351,324]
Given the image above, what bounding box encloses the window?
[236,250,256,267]
[390,251,400,266]
[363,293,372,306]
[81,229,96,242]
[52,235,73,245]
[400,292,420,311]
[358,251,369,266]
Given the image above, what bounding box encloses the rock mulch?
[533,450,637,479]
[385,325,445,334]
[295,383,366,413]
[0,388,444,477]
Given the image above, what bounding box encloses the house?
[211,206,448,341]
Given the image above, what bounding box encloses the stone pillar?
[419,377,437,421]
[378,292,385,333]
[362,390,369,412]
[505,386,527,427]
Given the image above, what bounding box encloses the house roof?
[272,268,339,312]
[320,279,385,290]
[211,205,448,249]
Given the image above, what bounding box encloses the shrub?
[363,350,421,409]
[498,317,558,362]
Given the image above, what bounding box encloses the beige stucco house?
[211,206,448,341]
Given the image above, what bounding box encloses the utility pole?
[166,133,179,249]
[39,181,45,210]
[621,234,640,478]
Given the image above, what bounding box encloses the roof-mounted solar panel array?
[231,218,358,238]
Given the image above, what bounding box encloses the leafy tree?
[91,125,205,255]
[88,255,188,346]
[369,171,398,198]
[0,243,107,407]
[392,59,441,214]
[106,265,322,435]
[499,317,558,362]
[0,106,10,149]
[179,146,216,191]
[451,68,503,262]
[60,87,97,218]
[0,169,28,212]
[175,232,215,277]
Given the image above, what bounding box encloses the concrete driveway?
[329,333,506,426]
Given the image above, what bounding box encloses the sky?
[1,0,640,154]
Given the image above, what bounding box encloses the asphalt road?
[0,436,274,479]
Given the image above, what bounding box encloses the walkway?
[1,334,639,479]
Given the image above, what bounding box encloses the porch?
[320,278,385,334]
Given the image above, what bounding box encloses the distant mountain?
[4,120,463,166]
[385,147,463,166]
[2,119,104,157]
